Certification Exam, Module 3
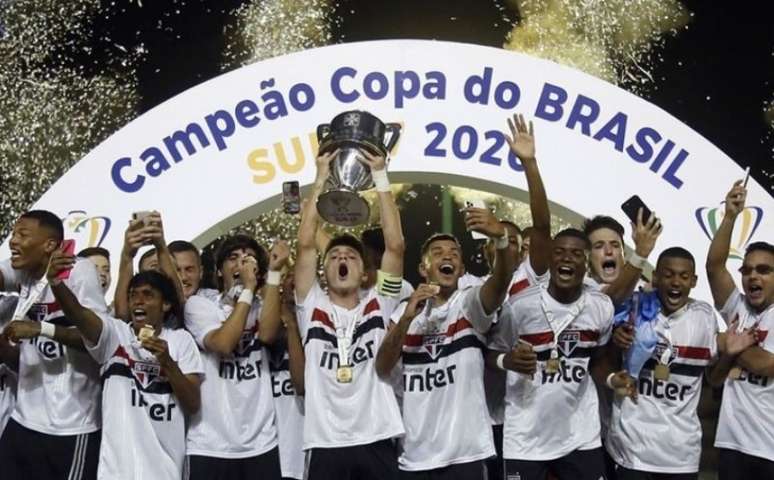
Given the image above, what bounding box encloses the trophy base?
[317,190,370,227]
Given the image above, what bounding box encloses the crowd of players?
[0,114,771,480]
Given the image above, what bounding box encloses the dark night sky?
[109,0,773,194]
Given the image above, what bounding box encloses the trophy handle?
[317,124,332,143]
[383,123,402,154]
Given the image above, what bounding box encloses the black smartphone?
[621,195,652,224]
[282,181,301,214]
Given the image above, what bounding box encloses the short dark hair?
[656,246,695,270]
[168,240,200,259]
[746,241,774,257]
[19,210,64,243]
[128,271,180,324]
[554,228,591,249]
[215,234,268,274]
[420,233,461,257]
[324,234,365,261]
[582,215,624,242]
[77,247,110,261]
[138,248,157,268]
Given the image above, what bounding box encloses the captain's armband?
[376,270,402,298]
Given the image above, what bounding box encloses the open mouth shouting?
[556,265,575,282]
[132,308,147,324]
[338,262,349,281]
[601,259,617,277]
[747,283,764,302]
[663,288,685,308]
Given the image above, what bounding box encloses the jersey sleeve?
[522,256,550,285]
[390,301,408,326]
[66,259,108,315]
[173,330,205,376]
[463,285,496,334]
[488,302,519,352]
[86,315,124,365]
[596,295,615,346]
[718,288,743,325]
[183,295,226,349]
[295,280,325,335]
[0,259,21,292]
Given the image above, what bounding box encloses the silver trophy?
[316,110,401,226]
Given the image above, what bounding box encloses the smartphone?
[132,211,152,225]
[621,195,652,225]
[465,199,488,240]
[56,239,76,281]
[282,181,301,214]
[742,166,751,188]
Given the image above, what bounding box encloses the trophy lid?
[318,110,387,155]
[317,189,371,227]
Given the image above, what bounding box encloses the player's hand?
[268,240,291,272]
[724,180,746,219]
[239,254,259,292]
[613,324,635,350]
[505,113,535,161]
[357,149,387,172]
[464,207,505,238]
[141,336,173,367]
[505,341,537,376]
[5,320,42,342]
[401,284,439,322]
[724,316,758,356]
[631,208,662,258]
[46,247,75,283]
[610,370,638,403]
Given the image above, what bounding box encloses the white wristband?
[606,372,616,390]
[372,169,391,192]
[627,251,647,270]
[266,270,282,286]
[237,289,254,306]
[496,353,506,371]
[39,322,56,339]
[492,232,509,250]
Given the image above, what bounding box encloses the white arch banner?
[3,40,770,302]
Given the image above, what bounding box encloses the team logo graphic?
[653,342,677,364]
[695,205,763,260]
[132,360,162,389]
[556,330,580,357]
[62,210,112,248]
[423,333,446,360]
[343,112,361,127]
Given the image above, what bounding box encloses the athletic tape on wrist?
[372,169,391,192]
[266,270,282,286]
[39,322,56,339]
[237,289,254,306]
[627,251,647,270]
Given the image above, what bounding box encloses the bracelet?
[39,322,56,339]
[372,169,391,192]
[627,251,647,270]
[605,372,616,389]
[266,270,282,286]
[492,232,509,250]
[496,353,506,371]
[237,289,254,306]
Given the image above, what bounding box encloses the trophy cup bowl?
[316,110,401,227]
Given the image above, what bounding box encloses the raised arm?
[257,241,290,345]
[202,255,258,356]
[47,249,104,344]
[114,219,150,320]
[465,209,513,316]
[605,210,662,306]
[359,150,404,277]
[376,285,436,378]
[706,181,746,309]
[146,212,186,312]
[506,114,549,275]
[295,149,337,301]
[283,305,306,395]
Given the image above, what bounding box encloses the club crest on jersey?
[27,304,48,321]
[132,360,162,389]
[653,342,677,363]
[422,333,446,360]
[557,330,581,357]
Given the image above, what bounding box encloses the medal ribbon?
[331,305,359,367]
[539,286,586,360]
[12,276,49,322]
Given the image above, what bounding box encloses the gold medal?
[336,365,353,383]
[727,366,742,380]
[654,363,670,381]
[545,357,561,374]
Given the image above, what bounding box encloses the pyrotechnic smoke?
[0,0,140,239]
[503,0,691,94]
[221,0,335,69]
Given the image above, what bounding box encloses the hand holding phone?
[621,195,652,226]
[55,239,76,281]
[464,199,488,240]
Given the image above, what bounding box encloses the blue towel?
[613,290,662,378]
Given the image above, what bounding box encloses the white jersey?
[715,288,774,460]
[392,285,495,471]
[195,287,220,303]
[269,342,305,480]
[491,284,614,460]
[0,258,106,435]
[607,300,718,473]
[487,260,550,425]
[458,272,484,290]
[296,281,404,449]
[87,316,203,480]
[0,294,19,434]
[184,294,277,458]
